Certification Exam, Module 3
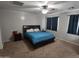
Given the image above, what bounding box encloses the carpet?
[0,39,79,58]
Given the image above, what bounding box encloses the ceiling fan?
[41,1,49,14]
[12,1,67,14]
[38,1,55,14]
[12,1,56,14]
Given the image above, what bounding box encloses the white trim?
[51,17,52,30]
[57,17,59,31]
[66,16,70,33]
[76,16,79,34]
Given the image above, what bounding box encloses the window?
[67,15,79,35]
[47,17,58,31]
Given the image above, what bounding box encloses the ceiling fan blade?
[22,8,41,11]
[48,4,64,10]
[22,5,40,8]
[30,8,41,10]
[47,11,54,14]
[47,7,59,14]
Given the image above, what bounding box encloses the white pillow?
[34,28,40,32]
[27,29,34,32]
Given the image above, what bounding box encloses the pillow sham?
[27,28,34,32]
[34,28,40,32]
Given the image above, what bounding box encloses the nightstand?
[12,31,22,41]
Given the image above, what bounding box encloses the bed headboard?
[23,25,40,33]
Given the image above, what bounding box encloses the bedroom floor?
[0,39,79,58]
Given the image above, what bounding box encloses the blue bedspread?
[24,32,55,44]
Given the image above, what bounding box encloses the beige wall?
[0,15,3,49]
[42,10,79,41]
[0,28,3,49]
[0,9,42,42]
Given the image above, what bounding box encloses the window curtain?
[68,15,78,34]
[47,17,52,30]
[47,17,58,31]
[51,17,58,31]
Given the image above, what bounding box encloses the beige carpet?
[0,39,79,58]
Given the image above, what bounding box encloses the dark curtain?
[47,17,52,30]
[67,15,78,34]
[51,17,58,31]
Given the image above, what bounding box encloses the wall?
[0,12,3,49]
[0,27,3,49]
[0,9,42,42]
[41,15,46,30]
[42,10,79,41]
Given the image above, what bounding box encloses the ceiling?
[0,1,79,14]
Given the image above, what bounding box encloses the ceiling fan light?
[42,9,48,14]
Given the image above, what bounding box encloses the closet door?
[68,15,78,35]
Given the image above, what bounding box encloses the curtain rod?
[46,16,59,17]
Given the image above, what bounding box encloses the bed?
[23,25,55,48]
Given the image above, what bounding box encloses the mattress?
[24,32,55,44]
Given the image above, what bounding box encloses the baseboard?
[59,39,79,46]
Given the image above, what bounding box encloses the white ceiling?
[0,1,79,14]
